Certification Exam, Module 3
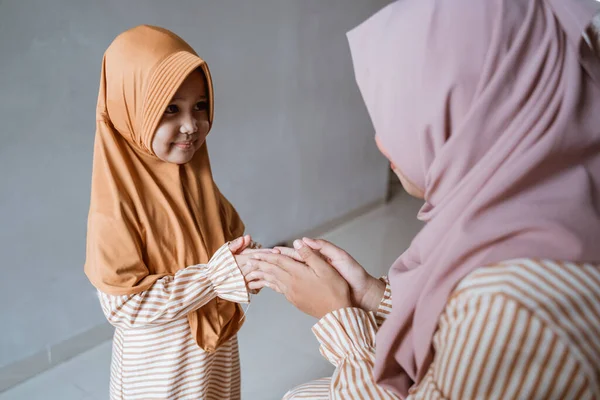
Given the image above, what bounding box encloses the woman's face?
[375,135,425,199]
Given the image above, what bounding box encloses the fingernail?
[293,240,303,249]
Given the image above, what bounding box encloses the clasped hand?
[231,236,385,319]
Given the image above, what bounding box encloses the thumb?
[294,240,324,268]
[229,235,249,253]
[302,238,345,261]
[273,246,303,262]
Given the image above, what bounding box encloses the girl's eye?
[164,104,179,114]
[194,101,208,112]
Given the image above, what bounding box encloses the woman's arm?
[246,240,399,399]
[313,307,400,399]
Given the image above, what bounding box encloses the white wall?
[0,0,390,369]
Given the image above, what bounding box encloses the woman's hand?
[274,238,385,313]
[243,240,352,319]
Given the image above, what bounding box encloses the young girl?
[85,25,257,400]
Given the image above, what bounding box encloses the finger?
[240,248,273,255]
[246,264,287,292]
[276,243,328,263]
[273,246,303,262]
[229,235,252,254]
[240,262,258,277]
[234,254,251,269]
[241,235,252,250]
[294,239,322,263]
[293,240,332,273]
[248,280,282,293]
[244,269,267,282]
[245,271,281,298]
[248,259,292,283]
[228,236,246,253]
[302,237,348,261]
[301,237,328,251]
[251,253,307,273]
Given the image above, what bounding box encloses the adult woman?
[245,0,600,398]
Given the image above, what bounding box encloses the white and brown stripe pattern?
[98,243,249,400]
[375,276,392,328]
[284,260,600,399]
[282,278,397,400]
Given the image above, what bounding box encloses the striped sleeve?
[312,307,400,400]
[98,243,249,328]
[407,293,592,399]
[375,276,392,327]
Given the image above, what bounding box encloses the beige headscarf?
[85,25,245,352]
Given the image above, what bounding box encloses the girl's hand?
[228,236,271,294]
[229,235,252,254]
[230,235,259,273]
[229,235,270,265]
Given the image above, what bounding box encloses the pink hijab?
[348,0,600,396]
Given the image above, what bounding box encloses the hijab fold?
[348,0,600,395]
[85,25,245,352]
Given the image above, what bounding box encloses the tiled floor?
[0,194,423,400]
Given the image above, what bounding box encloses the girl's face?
[375,135,425,199]
[152,70,210,164]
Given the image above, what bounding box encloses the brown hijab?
[85,25,245,352]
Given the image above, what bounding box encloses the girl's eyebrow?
[171,95,208,101]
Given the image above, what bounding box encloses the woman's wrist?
[358,276,386,313]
